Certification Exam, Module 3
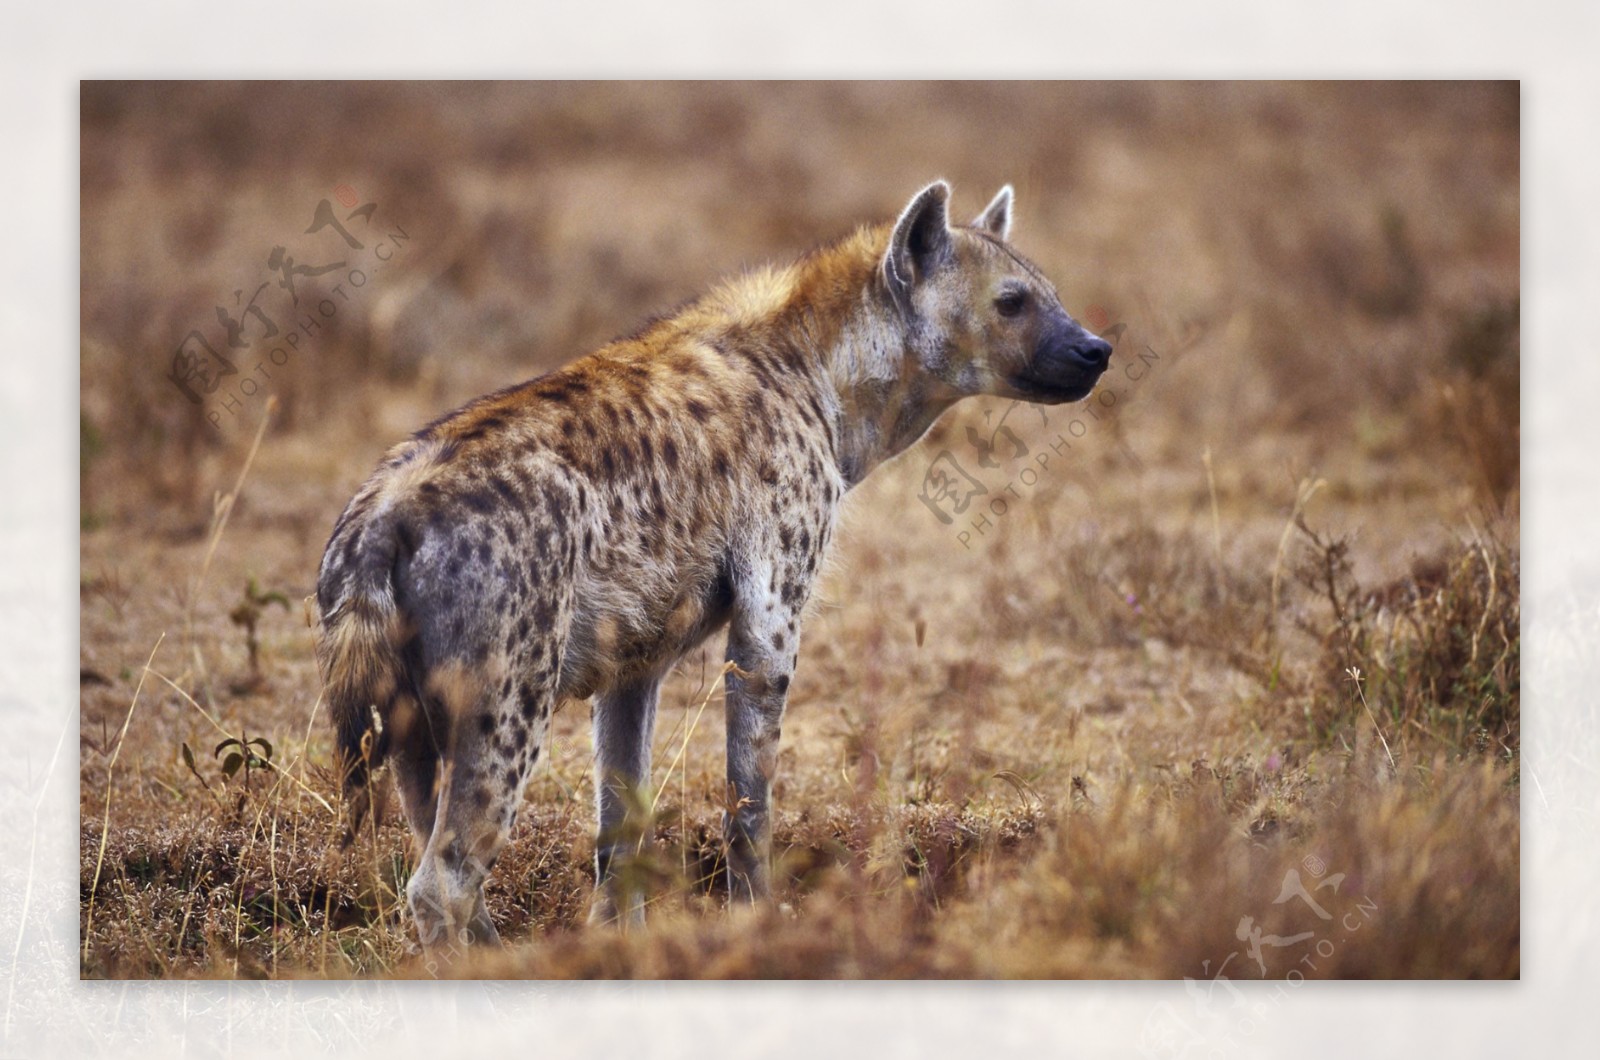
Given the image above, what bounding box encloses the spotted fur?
[315,180,1112,949]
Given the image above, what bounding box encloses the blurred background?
[81,81,1518,521]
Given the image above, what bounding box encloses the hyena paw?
[588,885,647,931]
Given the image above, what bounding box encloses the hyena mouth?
[1013,331,1113,403]
[1008,369,1105,404]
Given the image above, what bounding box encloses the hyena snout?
[1018,320,1112,401]
[1038,321,1112,372]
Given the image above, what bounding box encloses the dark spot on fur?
[541,377,591,402]
[804,391,826,425]
[774,339,806,371]
[395,518,420,558]
[708,561,737,613]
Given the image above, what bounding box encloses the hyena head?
[882,180,1112,405]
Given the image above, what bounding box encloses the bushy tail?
[316,505,409,845]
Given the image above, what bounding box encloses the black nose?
[1071,337,1112,370]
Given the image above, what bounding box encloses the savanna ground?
[78,82,1519,980]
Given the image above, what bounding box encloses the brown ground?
[79,81,1519,979]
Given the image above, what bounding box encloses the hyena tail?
[316,502,412,846]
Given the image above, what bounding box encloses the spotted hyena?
[315,180,1112,949]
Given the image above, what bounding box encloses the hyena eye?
[995,289,1029,318]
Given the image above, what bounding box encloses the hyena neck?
[767,235,966,488]
[821,294,965,489]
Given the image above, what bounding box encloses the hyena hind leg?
[388,697,445,853]
[406,660,557,953]
[589,674,663,929]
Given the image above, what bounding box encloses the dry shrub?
[1044,523,1274,682]
[80,810,412,979]
[955,755,1519,979]
[427,755,1518,980]
[81,669,1518,981]
[1291,518,1519,757]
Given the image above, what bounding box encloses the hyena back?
[315,180,1112,949]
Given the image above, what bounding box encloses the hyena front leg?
[722,575,803,903]
[589,674,663,928]
[407,658,559,953]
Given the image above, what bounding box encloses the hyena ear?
[884,180,954,312]
[973,185,1014,241]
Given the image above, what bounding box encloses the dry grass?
[79,81,1519,979]
[1288,519,1519,760]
